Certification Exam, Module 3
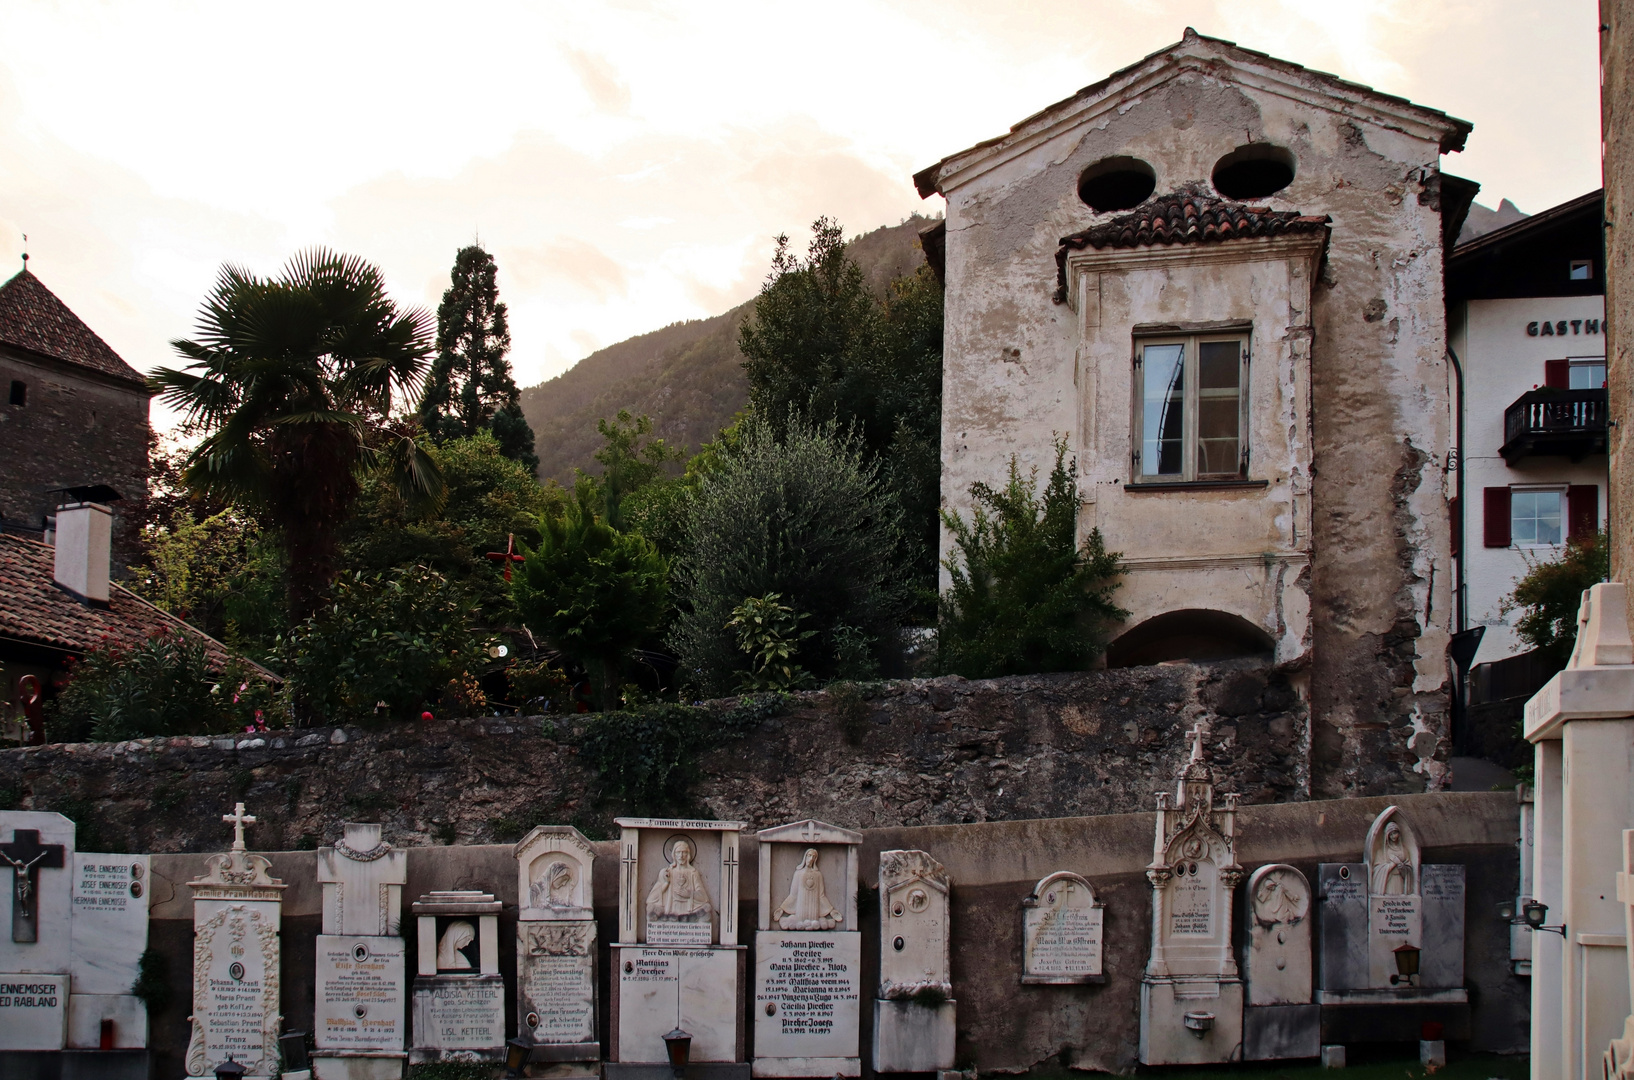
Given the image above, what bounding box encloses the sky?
[0,0,1605,423]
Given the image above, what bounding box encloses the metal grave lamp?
[278,1032,310,1074]
[1523,899,1568,936]
[663,1026,693,1079]
[1391,943,1421,986]
[505,1036,533,1078]
[214,1058,248,1080]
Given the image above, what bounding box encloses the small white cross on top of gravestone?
[1185,721,1209,764]
[223,802,256,852]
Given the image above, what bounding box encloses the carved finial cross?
[1186,721,1208,764]
[223,802,256,852]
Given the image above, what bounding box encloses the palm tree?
[149,249,445,622]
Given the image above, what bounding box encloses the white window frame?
[1130,332,1250,483]
[1510,485,1567,549]
[1567,356,1607,389]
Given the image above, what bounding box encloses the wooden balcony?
[1499,387,1608,463]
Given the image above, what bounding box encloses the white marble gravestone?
[609,817,748,1079]
[1138,723,1244,1066]
[1242,864,1316,1060]
[410,890,505,1064]
[753,819,862,1079]
[185,804,286,1080]
[514,825,599,1075]
[68,851,151,1051]
[0,811,74,1053]
[1316,806,1465,1007]
[873,849,954,1075]
[1602,829,1634,1079]
[312,823,408,1080]
[1021,872,1104,984]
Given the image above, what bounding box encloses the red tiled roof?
[0,532,266,675]
[1054,187,1331,302]
[0,268,147,386]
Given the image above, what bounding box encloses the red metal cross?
[485,533,525,582]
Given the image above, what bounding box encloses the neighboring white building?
[1446,191,1607,667]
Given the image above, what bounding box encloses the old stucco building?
[914,30,1474,796]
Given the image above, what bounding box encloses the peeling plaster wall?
[930,44,1457,797]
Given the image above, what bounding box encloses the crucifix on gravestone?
[1,828,66,943]
[224,802,256,851]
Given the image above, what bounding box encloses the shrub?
[937,439,1127,677]
[670,413,909,695]
[726,593,816,691]
[1504,530,1610,664]
[506,660,574,713]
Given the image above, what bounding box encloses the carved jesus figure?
[1371,823,1415,896]
[646,838,712,921]
[776,848,841,930]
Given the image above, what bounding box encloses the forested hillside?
[518,214,939,483]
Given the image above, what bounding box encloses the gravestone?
[1021,872,1104,984]
[609,817,748,1080]
[1243,864,1317,1060]
[1317,806,1466,1009]
[68,851,151,1051]
[409,890,505,1065]
[185,803,287,1080]
[0,811,73,1055]
[1601,829,1634,1079]
[312,822,408,1080]
[873,849,954,1075]
[753,819,862,1079]
[1138,723,1244,1066]
[515,825,598,1076]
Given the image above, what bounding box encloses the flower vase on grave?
[753,820,863,1079]
[311,823,408,1080]
[1137,723,1244,1066]
[872,849,955,1075]
[514,826,599,1077]
[409,891,505,1064]
[608,817,749,1080]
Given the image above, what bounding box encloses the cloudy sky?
[0,0,1603,414]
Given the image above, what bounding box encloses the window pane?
[1511,491,1562,546]
[1196,341,1241,475]
[1569,362,1606,389]
[1142,343,1185,475]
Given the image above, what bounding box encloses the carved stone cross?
[223,802,256,852]
[1185,722,1208,764]
[1,829,66,943]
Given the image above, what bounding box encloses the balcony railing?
[1500,386,1608,463]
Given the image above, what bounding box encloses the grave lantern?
[213,1057,247,1080]
[505,1037,532,1078]
[1391,943,1421,985]
[1524,900,1550,929]
[662,1026,692,1079]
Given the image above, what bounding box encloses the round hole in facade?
[1078,156,1156,212]
[1211,144,1296,200]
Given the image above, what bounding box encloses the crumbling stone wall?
[0,659,1310,853]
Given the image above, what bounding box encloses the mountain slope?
[519,214,939,484]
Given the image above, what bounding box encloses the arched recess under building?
[1105,609,1275,668]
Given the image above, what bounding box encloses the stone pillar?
[1525,582,1634,1080]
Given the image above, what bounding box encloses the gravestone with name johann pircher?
[514,825,599,1077]
[609,817,749,1080]
[409,890,505,1065]
[312,823,408,1080]
[1138,723,1245,1066]
[185,803,287,1080]
[1317,805,1466,1029]
[753,820,863,1079]
[873,849,954,1075]
[1242,864,1317,1060]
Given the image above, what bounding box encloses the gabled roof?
[1450,189,1603,262]
[0,532,266,675]
[914,28,1471,199]
[0,267,147,387]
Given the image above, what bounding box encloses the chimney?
[53,501,112,605]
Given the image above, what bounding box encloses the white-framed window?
[1510,487,1565,547]
[1568,357,1607,389]
[1132,333,1249,482]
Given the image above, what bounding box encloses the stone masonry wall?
[0,659,1328,854]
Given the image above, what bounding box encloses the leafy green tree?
[583,410,683,530]
[670,413,910,694]
[938,439,1126,677]
[418,245,539,473]
[150,250,445,623]
[726,593,816,690]
[1504,531,1610,665]
[512,496,669,709]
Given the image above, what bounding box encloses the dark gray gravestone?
[1244,1004,1320,1060]
[1317,864,1367,991]
[1420,864,1465,989]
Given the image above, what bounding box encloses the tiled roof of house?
[1054,187,1331,302]
[0,268,147,386]
[0,532,263,675]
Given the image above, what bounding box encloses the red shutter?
[1544,359,1570,388]
[1450,497,1460,558]
[1483,487,1511,547]
[1568,485,1599,540]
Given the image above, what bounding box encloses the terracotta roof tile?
[1054,186,1330,302]
[0,532,266,676]
[0,269,147,386]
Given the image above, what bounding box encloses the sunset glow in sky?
[0,0,1605,412]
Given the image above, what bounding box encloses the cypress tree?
[418,245,540,473]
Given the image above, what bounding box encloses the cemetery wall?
[130,791,1521,1079]
[0,659,1323,852]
